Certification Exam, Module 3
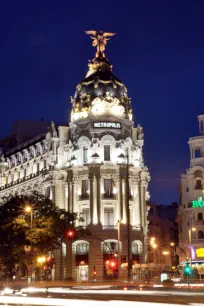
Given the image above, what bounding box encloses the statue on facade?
[137,124,144,140]
[50,121,58,138]
[85,30,115,58]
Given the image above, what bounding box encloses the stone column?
[97,177,101,223]
[72,179,76,212]
[93,176,98,224]
[132,179,141,227]
[115,176,121,222]
[122,178,127,223]
[89,177,94,224]
[55,180,65,209]
[64,182,68,211]
[68,180,72,211]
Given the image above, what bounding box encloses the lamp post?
[25,205,33,280]
[117,220,121,279]
[188,227,196,268]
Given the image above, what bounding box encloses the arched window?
[198,230,204,239]
[76,242,89,255]
[198,213,203,221]
[132,240,142,255]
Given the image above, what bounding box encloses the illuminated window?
[132,241,142,255]
[104,208,114,226]
[104,179,113,197]
[104,145,110,161]
[83,147,88,163]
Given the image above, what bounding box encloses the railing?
[196,220,204,225]
[103,225,118,230]
[192,239,204,244]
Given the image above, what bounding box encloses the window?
[186,187,189,192]
[198,230,204,239]
[195,149,201,158]
[83,147,88,163]
[81,180,89,198]
[103,241,117,253]
[82,209,90,226]
[132,241,142,255]
[104,179,113,197]
[104,208,114,226]
[76,242,89,255]
[198,213,203,221]
[104,145,110,161]
[195,179,202,190]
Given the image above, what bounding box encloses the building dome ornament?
[70,31,132,123]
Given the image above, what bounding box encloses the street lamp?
[37,256,46,281]
[25,205,33,280]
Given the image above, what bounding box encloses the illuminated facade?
[0,32,150,280]
[178,114,204,264]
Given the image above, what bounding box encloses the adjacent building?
[148,202,178,269]
[178,114,204,266]
[0,32,150,281]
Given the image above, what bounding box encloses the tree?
[0,191,89,279]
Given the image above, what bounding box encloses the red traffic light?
[110,261,116,268]
[67,230,74,238]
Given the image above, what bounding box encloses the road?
[1,288,204,305]
[0,297,203,306]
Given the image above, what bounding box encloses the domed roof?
[70,32,132,122]
[74,57,128,103]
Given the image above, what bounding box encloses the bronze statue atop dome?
[85,30,115,58]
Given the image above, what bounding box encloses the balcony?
[192,239,204,245]
[103,225,117,230]
[196,220,204,225]
[190,157,204,167]
[80,194,89,200]
[102,193,115,200]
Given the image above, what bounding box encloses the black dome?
[74,57,128,103]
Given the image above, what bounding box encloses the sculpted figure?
[85,30,115,58]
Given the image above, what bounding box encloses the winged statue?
[85,30,115,58]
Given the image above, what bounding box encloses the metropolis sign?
[192,200,204,208]
[93,122,121,129]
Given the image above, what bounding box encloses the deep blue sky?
[0,0,204,204]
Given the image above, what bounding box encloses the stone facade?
[0,36,150,281]
[178,114,204,264]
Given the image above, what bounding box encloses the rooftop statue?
[85,30,115,58]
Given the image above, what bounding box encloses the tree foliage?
[0,191,89,277]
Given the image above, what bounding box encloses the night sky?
[0,0,204,204]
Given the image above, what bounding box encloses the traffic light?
[184,264,192,276]
[110,260,116,269]
[67,229,75,239]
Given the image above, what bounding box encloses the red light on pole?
[67,230,74,239]
[110,261,116,268]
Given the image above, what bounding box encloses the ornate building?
[0,31,150,281]
[178,114,204,266]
